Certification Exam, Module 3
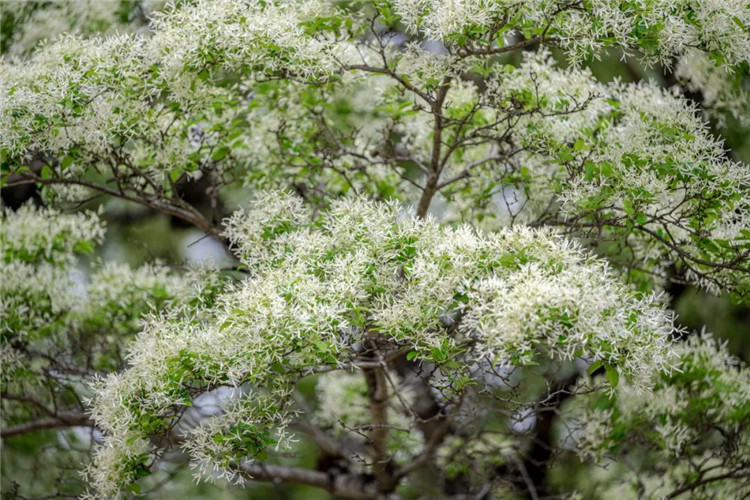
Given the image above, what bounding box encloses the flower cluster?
[565,334,750,499]
[180,390,296,487]
[0,0,344,201]
[3,2,748,300]
[1,204,105,265]
[1,0,167,58]
[86,192,676,496]
[390,0,750,67]
[477,50,750,297]
[1,205,223,458]
[675,48,750,126]
[0,205,218,343]
[1,205,104,340]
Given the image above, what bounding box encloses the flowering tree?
[1,1,749,499]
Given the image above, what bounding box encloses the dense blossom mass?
[2,0,748,296]
[1,0,749,499]
[86,193,676,496]
[0,205,222,492]
[566,334,750,498]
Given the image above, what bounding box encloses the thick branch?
[6,173,225,244]
[457,36,564,59]
[1,414,95,438]
[665,470,750,499]
[238,462,380,500]
[416,83,451,218]
[362,358,393,492]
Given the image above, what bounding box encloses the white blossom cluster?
[390,0,750,67]
[0,205,215,339]
[180,390,296,487]
[0,0,346,193]
[86,192,677,496]
[2,2,749,497]
[675,48,750,126]
[481,50,750,295]
[1,203,105,265]
[2,0,168,58]
[565,334,750,498]
[81,436,152,500]
[394,0,507,42]
[1,205,222,426]
[1,205,104,340]
[150,0,339,77]
[4,0,747,199]
[1,32,225,187]
[2,2,748,290]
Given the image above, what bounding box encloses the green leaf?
[430,347,446,362]
[72,240,94,254]
[406,351,419,361]
[60,155,74,169]
[622,199,635,216]
[587,360,604,375]
[125,435,141,446]
[211,146,230,161]
[605,365,620,388]
[133,467,151,480]
[152,285,169,300]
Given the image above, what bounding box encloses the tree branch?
[457,36,564,59]
[6,173,225,244]
[237,462,380,500]
[665,470,750,499]
[361,356,393,492]
[1,414,95,438]
[416,82,451,218]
